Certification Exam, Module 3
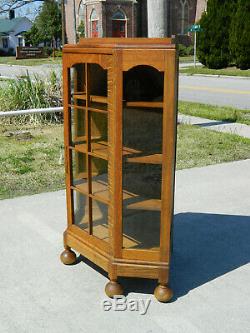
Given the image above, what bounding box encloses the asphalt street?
[179,75,250,109]
[0,64,249,109]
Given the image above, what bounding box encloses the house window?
[18,37,24,47]
[90,9,99,38]
[112,9,127,37]
[2,38,9,49]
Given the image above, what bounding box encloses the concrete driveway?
[0,159,250,332]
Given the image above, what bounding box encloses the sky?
[0,1,42,21]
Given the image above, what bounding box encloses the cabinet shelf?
[73,92,163,109]
[72,141,141,161]
[126,199,161,211]
[126,154,162,164]
[73,93,107,104]
[72,177,161,211]
[69,104,108,114]
[125,101,163,109]
[72,179,110,205]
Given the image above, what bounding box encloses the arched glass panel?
[112,10,126,20]
[90,9,98,21]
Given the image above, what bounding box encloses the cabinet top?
[64,38,176,51]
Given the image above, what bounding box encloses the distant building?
[64,0,207,44]
[0,11,32,55]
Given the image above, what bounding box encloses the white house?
[0,12,32,55]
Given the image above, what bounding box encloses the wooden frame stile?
[60,57,78,264]
[154,50,177,302]
[85,63,93,235]
[60,39,178,302]
[105,48,124,296]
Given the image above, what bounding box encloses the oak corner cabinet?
[60,38,178,302]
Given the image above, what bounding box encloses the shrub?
[0,71,62,125]
[54,49,62,57]
[178,44,194,57]
[229,0,250,69]
[197,0,237,69]
[44,46,53,56]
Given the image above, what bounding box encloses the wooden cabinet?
[60,38,178,302]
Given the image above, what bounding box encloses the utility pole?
[73,0,77,43]
[194,30,197,68]
[147,0,167,37]
[61,0,66,46]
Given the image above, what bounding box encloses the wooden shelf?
[73,176,161,211]
[73,141,140,161]
[72,93,163,109]
[73,93,107,104]
[69,104,86,110]
[127,154,162,164]
[73,179,110,205]
[125,101,163,109]
[126,199,161,211]
[123,190,161,211]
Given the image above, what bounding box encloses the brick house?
[64,0,207,43]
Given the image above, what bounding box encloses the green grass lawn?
[179,56,194,63]
[179,101,250,125]
[0,56,62,66]
[0,123,249,200]
[180,66,250,77]
[0,124,65,199]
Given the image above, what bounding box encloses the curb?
[180,73,250,80]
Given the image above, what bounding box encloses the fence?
[0,107,63,118]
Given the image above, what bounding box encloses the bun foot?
[154,285,173,303]
[60,248,77,265]
[105,281,124,298]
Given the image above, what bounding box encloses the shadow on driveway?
[76,212,250,300]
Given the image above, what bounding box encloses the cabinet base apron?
[60,227,173,302]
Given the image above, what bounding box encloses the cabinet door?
[64,58,112,250]
[121,65,164,253]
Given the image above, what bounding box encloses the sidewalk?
[179,113,250,139]
[0,159,249,333]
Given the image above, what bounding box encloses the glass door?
[121,65,164,252]
[67,62,110,247]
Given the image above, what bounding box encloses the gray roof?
[0,17,31,34]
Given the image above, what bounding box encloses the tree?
[30,0,61,53]
[0,0,43,14]
[197,0,237,69]
[229,0,250,69]
[23,24,40,46]
[77,20,85,41]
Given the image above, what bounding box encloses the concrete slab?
[179,113,250,139]
[0,160,250,332]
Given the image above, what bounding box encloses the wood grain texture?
[62,38,178,301]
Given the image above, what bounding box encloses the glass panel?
[70,105,86,145]
[70,64,86,104]
[71,150,87,189]
[88,64,107,111]
[91,156,109,203]
[69,64,86,145]
[112,10,125,20]
[90,111,108,155]
[72,189,88,231]
[122,66,164,250]
[92,199,109,242]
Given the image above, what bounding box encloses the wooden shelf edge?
[127,154,162,164]
[126,199,161,211]
[73,93,107,104]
